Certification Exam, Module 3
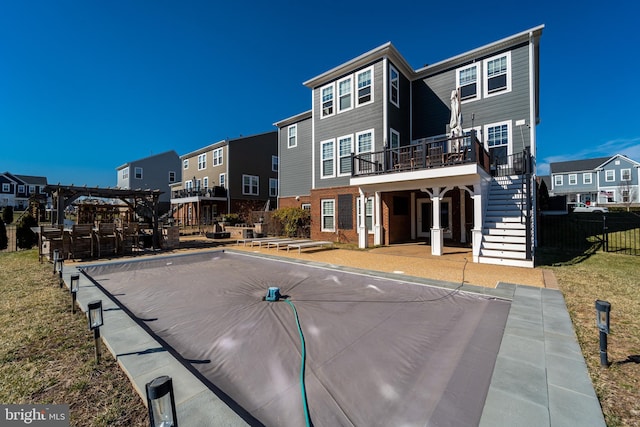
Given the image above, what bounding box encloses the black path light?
[52,249,60,275]
[87,300,103,364]
[146,375,178,427]
[595,299,611,367]
[70,274,80,314]
[55,254,64,288]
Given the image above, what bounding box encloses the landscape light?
[87,300,103,363]
[146,375,178,427]
[595,299,611,367]
[70,274,80,314]
[52,249,60,275]
[57,257,64,287]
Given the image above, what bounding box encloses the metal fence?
[538,213,640,256]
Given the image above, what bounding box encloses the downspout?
[226,141,231,214]
[311,90,316,191]
[529,30,538,252]
[383,57,388,148]
[277,126,281,209]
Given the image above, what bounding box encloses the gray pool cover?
[82,251,511,427]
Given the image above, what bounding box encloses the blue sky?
[1,0,639,187]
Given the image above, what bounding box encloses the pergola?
[43,184,164,248]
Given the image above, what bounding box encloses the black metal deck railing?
[351,131,491,177]
[171,186,227,199]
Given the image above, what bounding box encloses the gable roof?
[550,157,610,174]
[595,153,640,169]
[14,174,48,186]
[116,150,179,171]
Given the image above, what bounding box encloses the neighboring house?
[0,172,48,210]
[550,154,640,206]
[170,131,278,226]
[116,150,181,214]
[276,25,544,267]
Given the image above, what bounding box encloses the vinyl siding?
[279,117,312,198]
[313,60,384,189]
[387,60,411,146]
[413,43,532,154]
[228,132,278,200]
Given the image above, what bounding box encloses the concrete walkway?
[62,245,605,427]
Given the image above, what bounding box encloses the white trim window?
[356,129,374,154]
[18,185,25,194]
[485,121,510,160]
[183,159,189,170]
[390,128,400,150]
[269,178,278,197]
[321,139,335,178]
[337,76,353,113]
[2,183,9,192]
[198,153,207,170]
[203,176,209,189]
[135,167,143,179]
[321,199,335,231]
[242,175,259,195]
[356,67,373,106]
[288,124,297,148]
[605,170,615,182]
[28,185,35,194]
[569,174,577,185]
[389,65,399,107]
[321,83,334,118]
[457,63,479,102]
[357,196,374,233]
[272,155,279,172]
[122,167,129,180]
[219,173,226,188]
[301,203,311,211]
[621,168,631,181]
[168,171,176,183]
[185,180,193,191]
[213,148,223,166]
[583,173,592,185]
[338,135,353,176]
[483,52,511,97]
[554,175,563,187]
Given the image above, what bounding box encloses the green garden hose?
[285,298,311,427]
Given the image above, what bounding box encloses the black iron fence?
[538,213,640,256]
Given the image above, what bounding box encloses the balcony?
[351,131,491,177]
[171,186,227,200]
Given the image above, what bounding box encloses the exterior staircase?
[479,175,534,268]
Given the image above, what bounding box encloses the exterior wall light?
[146,375,178,427]
[87,300,103,363]
[70,274,80,314]
[595,299,611,367]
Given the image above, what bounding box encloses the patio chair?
[38,225,65,262]
[69,224,94,259]
[95,222,118,257]
[119,222,143,255]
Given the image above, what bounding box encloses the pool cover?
[82,251,511,427]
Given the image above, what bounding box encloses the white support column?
[431,187,443,256]
[358,188,368,249]
[410,192,416,240]
[472,184,484,262]
[460,188,467,244]
[374,191,382,246]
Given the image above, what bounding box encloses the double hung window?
[356,67,373,106]
[197,153,206,170]
[389,65,399,107]
[288,125,297,148]
[338,135,353,175]
[213,148,223,166]
[338,77,353,112]
[242,175,259,195]
[321,84,334,117]
[321,199,335,231]
[457,64,479,101]
[321,139,335,178]
[484,52,511,97]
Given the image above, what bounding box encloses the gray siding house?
[550,154,640,206]
[116,150,181,213]
[0,172,48,210]
[171,131,278,226]
[276,25,544,267]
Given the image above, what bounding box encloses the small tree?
[273,207,310,238]
[2,206,14,225]
[16,213,38,249]
[0,218,7,250]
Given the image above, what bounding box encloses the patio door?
[416,198,452,239]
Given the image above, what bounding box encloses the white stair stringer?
[478,175,534,268]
